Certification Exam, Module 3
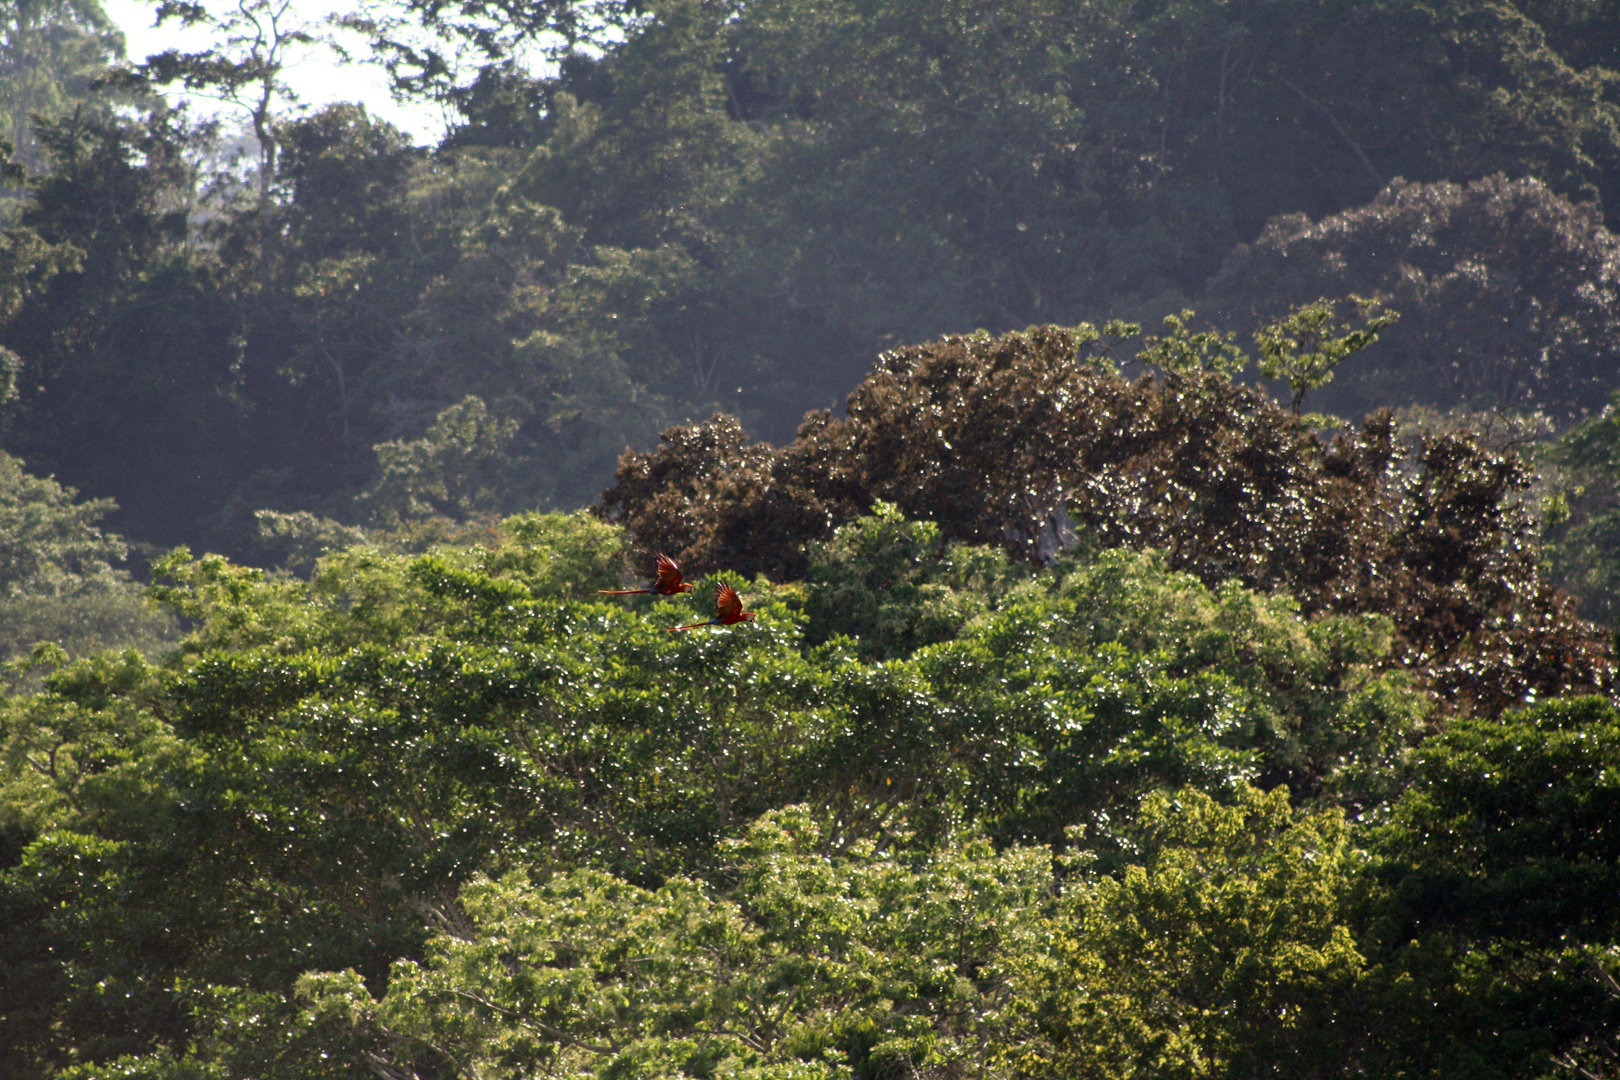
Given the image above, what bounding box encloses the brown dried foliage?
[598,326,1612,714]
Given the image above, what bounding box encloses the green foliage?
[356,395,522,525]
[0,510,1611,1076]
[251,510,370,577]
[1379,697,1620,938]
[298,808,1050,1080]
[803,502,1021,660]
[0,647,189,1073]
[0,451,174,658]
[0,647,170,835]
[1011,785,1368,1079]
[1134,310,1245,380]
[1053,549,1423,809]
[0,449,120,594]
[0,586,173,668]
[482,510,627,598]
[0,510,1442,1073]
[1253,295,1397,415]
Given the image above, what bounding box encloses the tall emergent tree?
[134,0,323,269]
[0,0,125,172]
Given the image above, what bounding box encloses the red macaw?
[667,583,756,631]
[600,553,696,597]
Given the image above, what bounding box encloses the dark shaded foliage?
[1367,695,1620,1077]
[0,109,250,547]
[1207,174,1620,421]
[600,325,1612,714]
[277,105,421,262]
[1544,391,1620,624]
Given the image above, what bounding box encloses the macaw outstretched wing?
[653,553,690,594]
[715,584,744,623]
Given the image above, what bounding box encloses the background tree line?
[0,0,1619,571]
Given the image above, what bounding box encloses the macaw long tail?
[665,621,717,631]
[599,589,654,595]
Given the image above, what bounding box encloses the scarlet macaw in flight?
[667,583,755,631]
[599,553,696,596]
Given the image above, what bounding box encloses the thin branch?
[441,988,619,1054]
[1588,956,1620,998]
[1269,71,1382,186]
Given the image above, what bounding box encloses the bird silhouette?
[600,553,696,597]
[667,583,755,630]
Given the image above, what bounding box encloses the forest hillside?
[1,0,1620,548]
[2,0,1620,1077]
